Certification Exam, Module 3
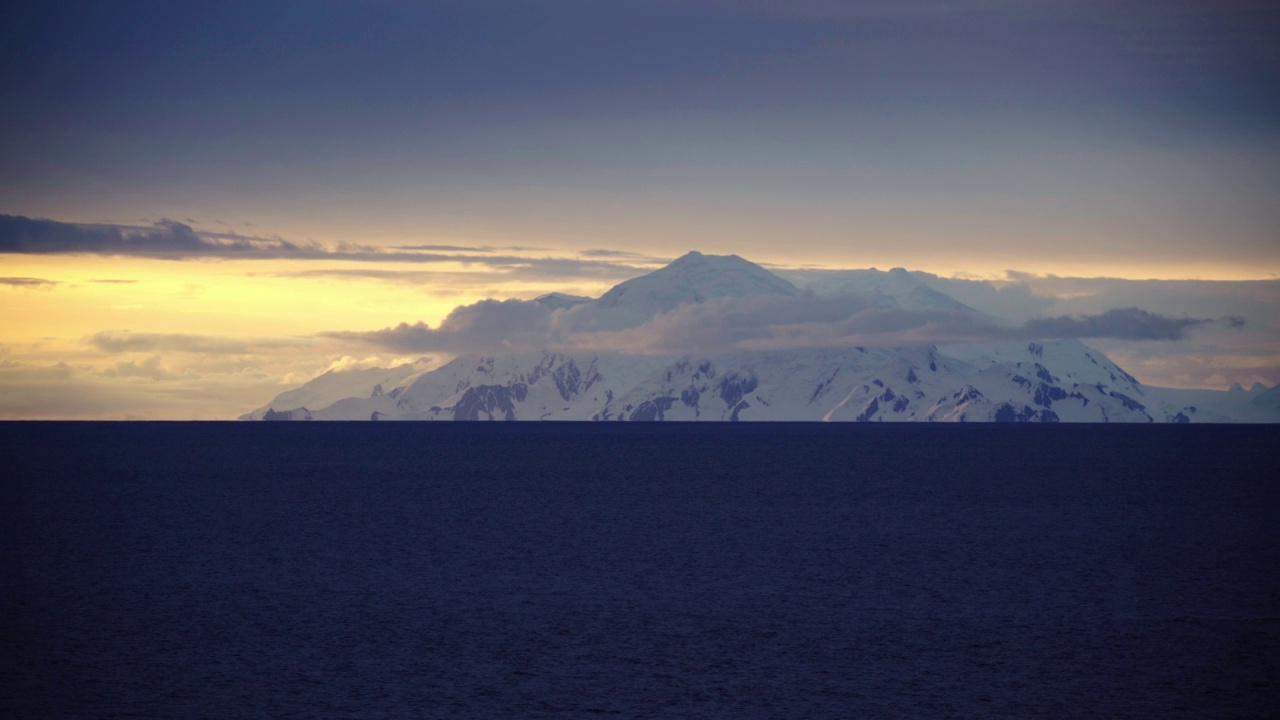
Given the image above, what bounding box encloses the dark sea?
[3,422,1277,719]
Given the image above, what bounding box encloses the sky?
[1,0,1278,418]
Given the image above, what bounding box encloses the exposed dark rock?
[718,372,759,408]
[263,407,311,421]
[452,384,529,420]
[994,403,1058,422]
[855,397,879,422]
[630,396,676,421]
[1107,391,1146,413]
[808,382,825,404]
[1033,383,1068,407]
[551,360,583,401]
[681,386,701,408]
[1034,363,1054,383]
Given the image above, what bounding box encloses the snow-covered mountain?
[784,266,976,312]
[242,363,421,421]
[247,339,1265,422]
[243,252,1276,422]
[596,251,797,315]
[534,292,592,311]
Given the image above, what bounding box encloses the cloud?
[322,298,558,354]
[322,290,1224,358]
[390,244,546,253]
[102,355,183,381]
[0,276,58,288]
[89,278,138,284]
[1023,307,1214,341]
[0,215,654,282]
[0,215,321,259]
[88,330,307,355]
[579,249,670,262]
[323,355,432,373]
[0,360,73,381]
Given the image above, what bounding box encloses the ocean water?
[2,422,1277,718]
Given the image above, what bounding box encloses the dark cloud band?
[0,215,650,280]
[1021,308,1213,341]
[0,276,58,287]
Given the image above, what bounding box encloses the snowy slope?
[534,292,592,311]
[385,352,671,421]
[595,251,797,315]
[593,340,1159,423]
[244,341,1273,422]
[1142,383,1279,424]
[240,364,420,420]
[789,267,976,312]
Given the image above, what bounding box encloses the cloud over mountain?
[1022,307,1216,342]
[321,299,558,354]
[324,292,1219,357]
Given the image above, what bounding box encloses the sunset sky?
[2,0,1278,418]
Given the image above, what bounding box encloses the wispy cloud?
[390,244,546,253]
[579,249,670,262]
[0,215,654,280]
[0,277,58,288]
[1,215,323,259]
[256,258,647,281]
[1022,308,1219,341]
[88,330,310,355]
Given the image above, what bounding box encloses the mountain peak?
[595,251,797,314]
[534,292,591,311]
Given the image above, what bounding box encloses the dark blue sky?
[2,0,1278,275]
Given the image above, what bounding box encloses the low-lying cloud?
[89,330,309,355]
[102,355,185,381]
[324,291,1221,357]
[0,276,59,288]
[322,299,556,354]
[1022,307,1216,341]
